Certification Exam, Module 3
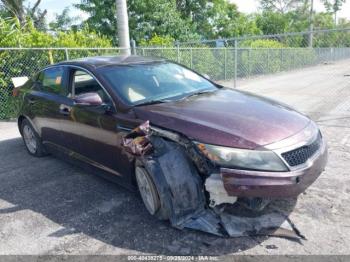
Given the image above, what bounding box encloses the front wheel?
[21,119,47,157]
[135,165,169,220]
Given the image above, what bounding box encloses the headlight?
[195,143,288,172]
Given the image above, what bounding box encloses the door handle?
[59,106,71,116]
[116,125,132,132]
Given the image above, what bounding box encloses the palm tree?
[0,0,25,24]
[116,0,131,55]
[0,0,47,27]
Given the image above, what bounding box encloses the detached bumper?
[220,144,328,198]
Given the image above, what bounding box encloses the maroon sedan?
[15,56,327,234]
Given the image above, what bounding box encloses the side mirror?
[74,92,103,106]
[11,76,29,88]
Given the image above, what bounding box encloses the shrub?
[139,34,174,47]
[237,39,316,77]
[0,17,112,119]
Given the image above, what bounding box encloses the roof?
[58,55,166,68]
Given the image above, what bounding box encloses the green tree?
[76,0,197,43]
[75,0,262,43]
[321,0,346,23]
[75,0,116,40]
[313,12,334,29]
[284,4,311,32]
[192,0,260,39]
[49,7,78,31]
[0,3,11,17]
[256,1,334,34]
[259,0,306,13]
[256,11,289,34]
[0,0,47,28]
[128,0,197,42]
[175,0,207,22]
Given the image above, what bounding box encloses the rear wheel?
[21,119,47,157]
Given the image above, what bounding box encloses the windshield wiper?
[135,99,171,107]
[135,90,216,106]
[179,89,216,101]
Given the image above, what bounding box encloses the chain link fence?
[1,28,350,119]
[139,28,350,84]
[0,48,124,119]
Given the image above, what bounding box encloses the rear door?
[28,66,73,147]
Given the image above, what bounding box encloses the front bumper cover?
[220,142,328,198]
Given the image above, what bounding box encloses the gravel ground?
[0,60,350,256]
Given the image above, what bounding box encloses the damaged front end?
[122,121,304,240]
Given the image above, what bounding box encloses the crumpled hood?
[133,88,310,149]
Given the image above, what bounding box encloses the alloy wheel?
[135,166,160,215]
[23,125,37,154]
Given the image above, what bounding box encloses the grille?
[281,134,322,167]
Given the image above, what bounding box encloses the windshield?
[98,62,218,106]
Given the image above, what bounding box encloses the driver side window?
[71,70,110,103]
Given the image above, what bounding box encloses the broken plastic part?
[122,121,305,241]
[219,212,303,239]
[179,207,303,240]
[238,197,271,212]
[205,173,237,207]
[122,121,153,156]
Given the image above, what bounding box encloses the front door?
[67,68,134,180]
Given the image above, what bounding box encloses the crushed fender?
[122,121,305,241]
[122,121,153,156]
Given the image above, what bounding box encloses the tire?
[135,164,169,220]
[21,119,47,157]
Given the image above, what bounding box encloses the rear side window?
[37,67,66,95]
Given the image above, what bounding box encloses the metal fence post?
[224,47,227,80]
[130,39,136,55]
[248,48,251,77]
[280,48,283,71]
[234,39,238,88]
[48,49,54,64]
[65,48,69,60]
[267,48,270,73]
[190,48,193,69]
[176,42,180,63]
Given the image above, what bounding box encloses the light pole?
[116,0,131,55]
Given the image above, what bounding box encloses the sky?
[28,0,350,23]
[230,0,350,19]
[26,0,87,23]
